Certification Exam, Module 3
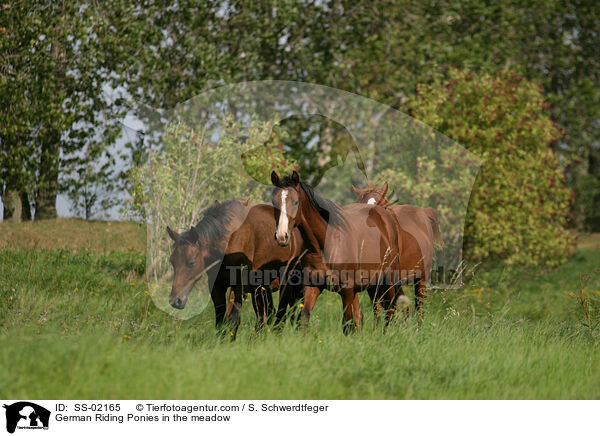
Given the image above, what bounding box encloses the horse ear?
[271,171,280,187]
[381,182,388,198]
[291,170,300,185]
[352,185,361,195]
[167,226,179,241]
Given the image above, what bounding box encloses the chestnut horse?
[167,199,305,337]
[271,171,402,333]
[353,183,444,314]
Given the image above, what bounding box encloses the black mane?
[177,199,244,246]
[276,176,346,229]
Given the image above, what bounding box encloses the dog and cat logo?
[3,402,50,433]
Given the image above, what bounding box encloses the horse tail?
[423,207,445,250]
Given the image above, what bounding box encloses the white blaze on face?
[367,197,377,205]
[276,190,289,240]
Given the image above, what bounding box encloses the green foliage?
[128,116,296,282]
[407,69,574,266]
[129,116,296,222]
[0,0,127,219]
[338,0,600,229]
[3,0,599,226]
[374,150,478,263]
[60,143,120,220]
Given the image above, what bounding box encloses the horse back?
[389,204,440,276]
[340,204,401,267]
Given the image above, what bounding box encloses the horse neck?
[207,204,249,256]
[298,188,331,252]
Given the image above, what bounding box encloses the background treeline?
[1,0,599,266]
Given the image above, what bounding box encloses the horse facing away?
[271,171,402,333]
[353,183,444,314]
[167,199,305,337]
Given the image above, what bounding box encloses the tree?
[339,0,600,230]
[60,143,119,220]
[4,0,597,228]
[107,1,599,231]
[408,69,574,266]
[0,0,127,220]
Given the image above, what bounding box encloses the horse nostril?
[285,232,289,241]
[175,298,182,307]
[274,232,277,241]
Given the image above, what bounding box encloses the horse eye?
[187,260,196,268]
[294,200,299,206]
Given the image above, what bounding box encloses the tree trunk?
[35,138,59,220]
[35,27,64,221]
[20,192,32,221]
[3,189,22,222]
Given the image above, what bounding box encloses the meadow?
[1,219,599,399]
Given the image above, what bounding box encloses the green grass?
[1,244,599,399]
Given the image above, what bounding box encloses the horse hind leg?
[414,278,427,319]
[226,286,244,340]
[394,285,410,325]
[341,288,361,334]
[383,283,396,326]
[383,268,400,326]
[367,286,385,326]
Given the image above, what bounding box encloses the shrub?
[407,69,574,266]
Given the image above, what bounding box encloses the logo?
[3,402,50,434]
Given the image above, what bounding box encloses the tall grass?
[1,247,599,399]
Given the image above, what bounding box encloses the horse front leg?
[289,284,305,325]
[251,285,275,330]
[300,286,321,328]
[275,275,304,326]
[274,284,290,326]
[211,282,228,330]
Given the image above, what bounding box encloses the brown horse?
[353,183,444,314]
[167,199,305,337]
[220,202,308,332]
[271,171,402,333]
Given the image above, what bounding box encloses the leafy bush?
[407,69,574,266]
[129,116,296,222]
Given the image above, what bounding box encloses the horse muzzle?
[274,231,290,247]
[169,293,188,310]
